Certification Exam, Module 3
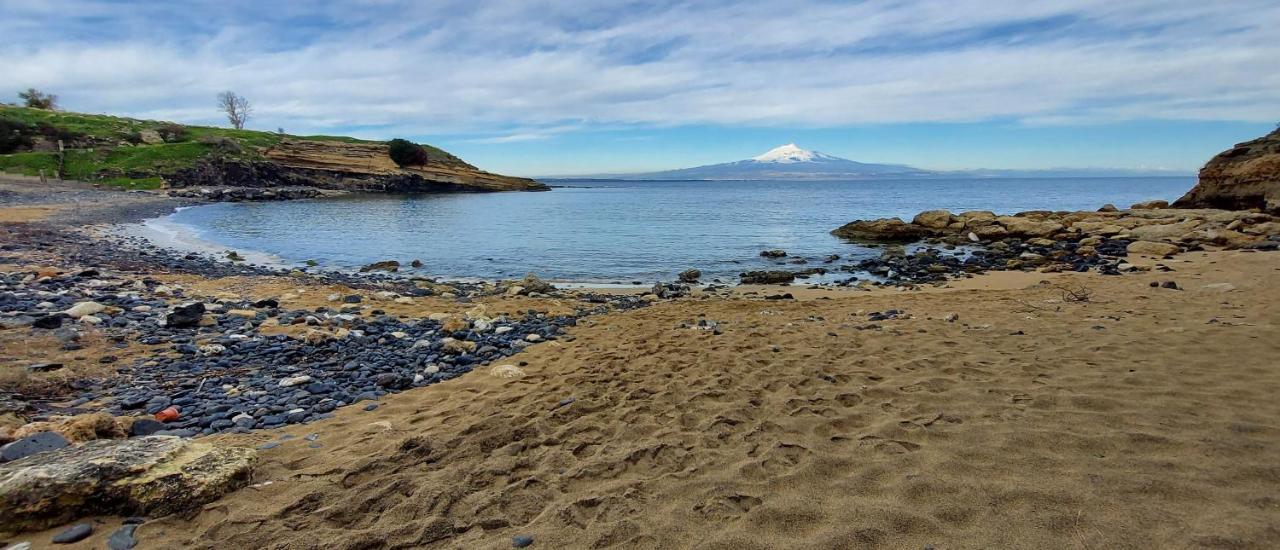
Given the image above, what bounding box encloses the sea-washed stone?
[0,436,256,532]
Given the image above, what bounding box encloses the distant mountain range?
[544,143,1193,180]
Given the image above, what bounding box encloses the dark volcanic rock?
[1,432,70,462]
[739,270,796,285]
[166,302,206,328]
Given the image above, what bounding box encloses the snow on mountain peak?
[751,143,833,163]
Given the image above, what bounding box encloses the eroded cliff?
[1174,128,1280,213]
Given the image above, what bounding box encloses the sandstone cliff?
[1174,128,1280,213]
[168,139,547,193]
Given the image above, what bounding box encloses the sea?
[150,177,1194,284]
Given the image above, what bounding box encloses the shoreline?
[3,176,1280,548]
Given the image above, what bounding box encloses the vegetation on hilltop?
[0,104,464,189]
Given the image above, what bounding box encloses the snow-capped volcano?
[751,143,840,163]
[612,143,931,180]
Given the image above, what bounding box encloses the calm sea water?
[165,178,1192,282]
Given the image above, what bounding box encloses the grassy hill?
[0,106,463,189]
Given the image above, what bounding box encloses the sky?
[2,0,1278,177]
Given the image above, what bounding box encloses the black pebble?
[52,522,93,544]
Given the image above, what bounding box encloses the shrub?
[387,138,428,167]
[18,88,57,110]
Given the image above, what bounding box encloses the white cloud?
[1,0,1277,138]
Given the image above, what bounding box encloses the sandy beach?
[0,175,1277,549]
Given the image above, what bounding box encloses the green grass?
[0,105,467,186]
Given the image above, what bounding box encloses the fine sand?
[24,248,1277,549]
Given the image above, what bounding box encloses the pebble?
[51,523,93,544]
[512,535,534,548]
[107,524,138,549]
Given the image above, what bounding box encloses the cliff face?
[1174,128,1280,213]
[168,139,548,193]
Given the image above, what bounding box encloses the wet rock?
[759,249,787,258]
[739,271,796,285]
[678,269,701,283]
[0,436,256,532]
[832,218,934,242]
[359,260,400,273]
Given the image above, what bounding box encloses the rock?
[1130,200,1169,210]
[1161,281,1180,290]
[25,363,63,373]
[739,271,795,285]
[997,216,1063,238]
[490,365,526,379]
[944,312,959,322]
[129,419,165,437]
[0,432,69,463]
[525,333,542,342]
[1098,203,1118,212]
[226,309,257,318]
[165,303,206,328]
[137,129,164,145]
[199,344,226,356]
[279,375,312,387]
[251,299,279,308]
[4,542,31,550]
[831,218,934,242]
[1126,241,1180,257]
[359,260,400,273]
[51,523,93,544]
[410,259,423,268]
[518,273,556,295]
[759,249,787,258]
[513,534,534,548]
[441,338,477,354]
[1174,129,1280,213]
[63,301,105,319]
[912,209,954,229]
[678,269,701,283]
[342,295,362,304]
[0,436,256,532]
[107,524,137,549]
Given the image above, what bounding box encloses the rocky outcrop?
[166,139,548,194]
[1174,128,1280,213]
[0,436,256,533]
[833,208,1280,253]
[167,186,323,201]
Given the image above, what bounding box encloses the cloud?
[1,0,1277,138]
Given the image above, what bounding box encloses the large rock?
[997,216,1064,238]
[359,260,400,273]
[1127,241,1180,257]
[739,271,796,284]
[1174,128,1280,213]
[911,209,954,229]
[831,218,935,242]
[0,436,256,533]
[165,302,206,328]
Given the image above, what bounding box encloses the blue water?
[166,177,1193,282]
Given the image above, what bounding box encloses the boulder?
[759,249,787,258]
[0,436,256,533]
[137,129,164,145]
[1174,128,1280,213]
[165,303,206,328]
[957,210,998,227]
[911,209,954,229]
[1130,200,1169,210]
[518,273,556,295]
[678,269,701,283]
[997,216,1064,238]
[739,271,796,284]
[831,218,934,242]
[359,260,400,273]
[1126,241,1180,257]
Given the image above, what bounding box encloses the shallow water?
[164,177,1192,282]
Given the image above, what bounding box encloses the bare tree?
[216,91,252,130]
[18,88,57,110]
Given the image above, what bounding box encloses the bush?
[387,138,428,167]
[35,122,82,143]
